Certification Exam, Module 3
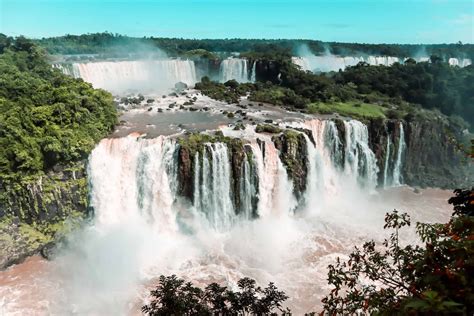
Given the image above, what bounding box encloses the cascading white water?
[239,148,258,219]
[248,139,297,217]
[343,120,379,190]
[250,61,257,82]
[219,58,252,83]
[383,136,392,187]
[302,120,341,199]
[448,58,472,67]
[4,118,456,316]
[292,55,399,72]
[292,55,472,72]
[193,143,236,229]
[57,59,197,93]
[391,122,406,186]
[288,118,378,209]
[88,134,180,232]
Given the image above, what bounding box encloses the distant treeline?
[197,56,474,131]
[31,32,474,59]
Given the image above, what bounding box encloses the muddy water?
[0,188,453,316]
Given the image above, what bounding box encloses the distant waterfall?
[292,55,472,72]
[55,59,197,93]
[292,56,398,72]
[219,58,254,83]
[448,58,472,67]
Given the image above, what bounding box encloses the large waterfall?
[292,55,472,72]
[55,59,198,93]
[2,119,433,316]
[219,58,256,83]
[87,118,387,233]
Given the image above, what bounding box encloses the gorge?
[0,34,472,315]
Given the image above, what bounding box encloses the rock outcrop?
[0,161,89,269]
[404,119,472,189]
[272,130,309,199]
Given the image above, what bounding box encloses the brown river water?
[0,187,453,316]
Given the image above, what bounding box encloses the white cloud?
[451,14,473,25]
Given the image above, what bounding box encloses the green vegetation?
[142,275,290,315]
[307,101,386,120]
[182,49,219,60]
[0,35,116,266]
[177,132,245,158]
[27,32,473,128]
[195,77,253,104]
[322,188,474,315]
[34,33,474,60]
[0,35,117,181]
[336,60,474,127]
[195,53,473,130]
[255,124,282,134]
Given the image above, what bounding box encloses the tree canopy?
[322,188,474,315]
[0,35,117,181]
[32,32,474,60]
[142,275,290,315]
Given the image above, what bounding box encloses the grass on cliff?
[307,101,386,120]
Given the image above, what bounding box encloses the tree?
[142,275,290,315]
[321,188,474,315]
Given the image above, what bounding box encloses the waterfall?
[292,55,396,72]
[239,149,257,219]
[392,122,406,186]
[88,135,179,232]
[303,120,340,196]
[219,58,251,83]
[88,118,383,232]
[250,61,256,82]
[248,140,296,217]
[343,120,379,190]
[193,143,235,229]
[448,58,472,67]
[57,59,197,93]
[292,55,472,72]
[383,136,392,187]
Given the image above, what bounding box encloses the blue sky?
[0,0,473,43]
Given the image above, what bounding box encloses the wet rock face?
[332,119,346,170]
[0,162,89,269]
[176,133,252,212]
[367,118,473,189]
[368,118,400,185]
[228,139,247,214]
[177,146,194,201]
[404,120,472,189]
[0,162,89,224]
[272,130,309,200]
[255,60,283,83]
